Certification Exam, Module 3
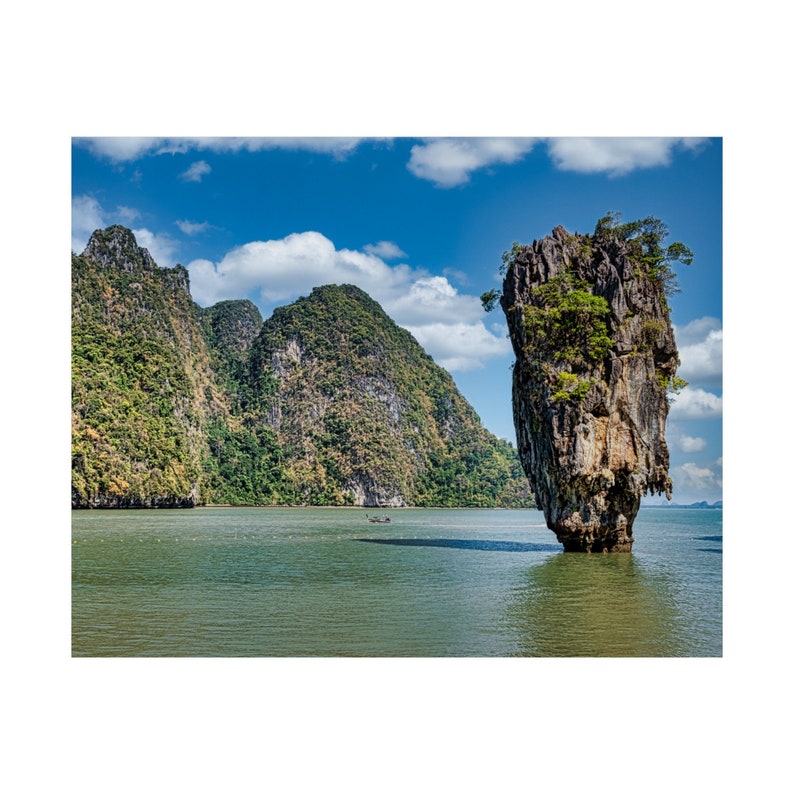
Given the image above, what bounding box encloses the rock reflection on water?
[507,553,687,657]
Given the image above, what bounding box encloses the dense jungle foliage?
[72,227,534,508]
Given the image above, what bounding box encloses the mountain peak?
[81,225,190,294]
[305,283,387,314]
[83,225,157,273]
[72,229,533,509]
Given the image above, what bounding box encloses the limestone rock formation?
[72,226,225,508]
[247,283,534,508]
[73,226,534,509]
[499,217,687,551]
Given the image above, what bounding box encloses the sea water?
[71,506,722,657]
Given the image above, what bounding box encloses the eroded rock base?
[558,533,634,553]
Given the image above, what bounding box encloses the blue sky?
[72,136,722,504]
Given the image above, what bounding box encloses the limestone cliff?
[72,226,228,508]
[499,216,688,551]
[73,227,533,508]
[246,284,533,508]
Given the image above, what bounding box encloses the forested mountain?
[71,226,533,508]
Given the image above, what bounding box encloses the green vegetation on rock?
[521,273,613,369]
[593,211,693,300]
[244,283,532,507]
[71,230,217,507]
[482,213,693,404]
[496,215,691,551]
[72,227,534,509]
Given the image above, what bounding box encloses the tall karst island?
[72,226,533,510]
[483,214,691,552]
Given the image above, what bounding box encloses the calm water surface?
[72,507,722,657]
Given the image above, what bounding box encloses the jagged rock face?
[73,228,533,509]
[71,486,199,509]
[249,284,531,508]
[72,227,225,509]
[201,300,263,361]
[501,225,679,552]
[82,225,159,272]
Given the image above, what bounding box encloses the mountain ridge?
[72,226,534,509]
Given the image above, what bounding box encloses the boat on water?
[366,514,391,524]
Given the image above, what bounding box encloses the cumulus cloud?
[675,316,722,386]
[116,206,140,223]
[387,276,485,326]
[188,232,381,304]
[175,219,211,235]
[187,231,507,372]
[407,138,537,187]
[75,137,708,184]
[406,322,510,372]
[75,137,367,163]
[72,195,106,252]
[442,267,469,286]
[363,241,406,259]
[163,137,366,158]
[406,137,706,187]
[669,460,723,501]
[74,137,165,162]
[180,160,211,182]
[131,228,179,268]
[669,387,722,420]
[660,425,709,456]
[678,434,707,453]
[546,137,708,176]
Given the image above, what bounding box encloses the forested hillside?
[71,226,533,508]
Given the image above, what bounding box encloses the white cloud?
[546,137,708,176]
[116,206,140,223]
[645,456,722,504]
[74,137,165,162]
[407,138,537,187]
[489,321,508,337]
[669,387,722,420]
[131,228,179,268]
[180,160,211,182]
[675,316,722,386]
[442,267,469,286]
[75,137,707,185]
[176,220,211,235]
[187,231,506,372]
[675,316,721,347]
[75,137,367,163]
[665,424,709,454]
[163,137,366,158]
[363,241,406,259]
[669,460,722,501]
[678,434,707,453]
[388,276,485,326]
[188,232,383,304]
[406,322,511,372]
[72,195,106,252]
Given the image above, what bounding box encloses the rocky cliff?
[499,215,688,551]
[72,226,228,508]
[245,283,533,507]
[72,226,533,509]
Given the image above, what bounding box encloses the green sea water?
[72,506,722,657]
